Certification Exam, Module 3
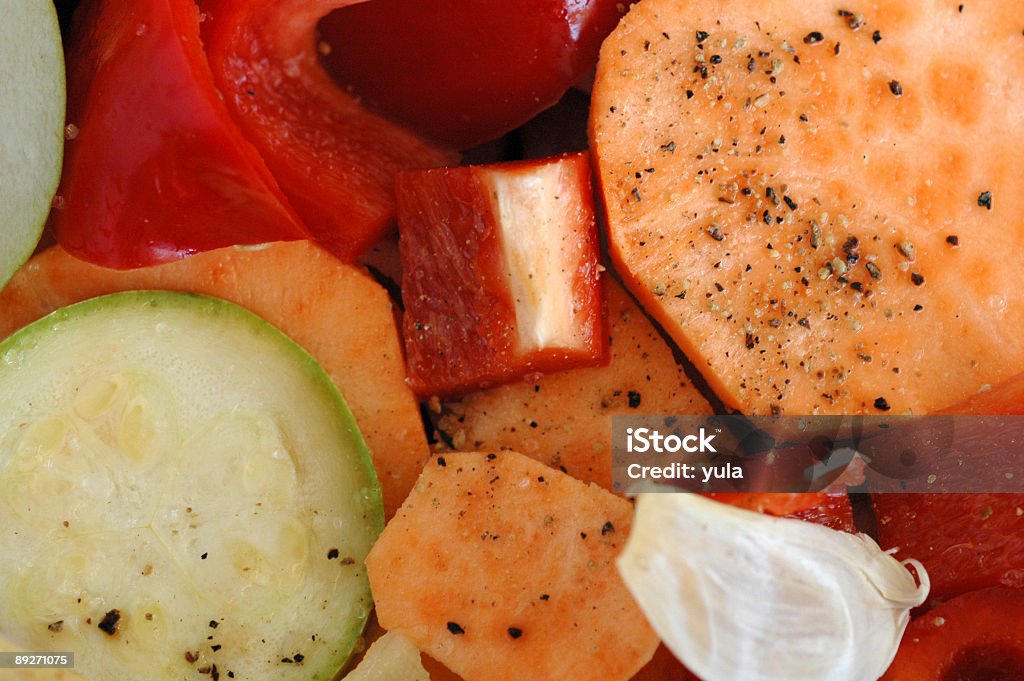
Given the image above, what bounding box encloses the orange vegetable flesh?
[437,277,712,488]
[365,451,659,681]
[0,242,427,519]
[591,0,1024,415]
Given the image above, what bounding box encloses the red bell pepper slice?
[318,0,632,149]
[396,152,606,398]
[883,587,1024,680]
[200,0,459,262]
[874,493,1024,605]
[708,492,856,533]
[53,0,307,269]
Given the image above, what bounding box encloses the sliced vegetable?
[631,644,699,681]
[873,493,1024,604]
[437,277,710,487]
[618,493,928,681]
[419,656,463,681]
[940,370,1024,414]
[200,0,458,262]
[319,0,629,149]
[365,451,659,681]
[709,492,855,532]
[52,0,308,268]
[397,153,605,397]
[590,0,1024,414]
[0,0,64,289]
[342,632,430,681]
[0,291,382,680]
[0,242,428,519]
[882,587,1024,681]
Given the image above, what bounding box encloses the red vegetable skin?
[319,0,631,149]
[882,587,1024,681]
[873,493,1024,604]
[397,152,606,398]
[709,492,856,533]
[53,0,307,269]
[872,383,1024,606]
[200,0,458,262]
[938,370,1024,414]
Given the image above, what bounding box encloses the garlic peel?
[617,493,928,681]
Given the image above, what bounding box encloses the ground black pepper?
[97,609,120,636]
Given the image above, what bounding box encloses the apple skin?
[0,0,65,290]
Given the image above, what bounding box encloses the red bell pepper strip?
[882,587,1024,680]
[396,152,606,398]
[318,0,632,149]
[200,0,459,262]
[53,0,307,269]
[874,493,1024,605]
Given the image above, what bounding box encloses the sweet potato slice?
[0,242,427,518]
[437,277,711,488]
[365,451,659,681]
[591,0,1024,415]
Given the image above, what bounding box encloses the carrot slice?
[0,242,427,518]
[590,0,1024,415]
[437,277,711,488]
[365,451,659,681]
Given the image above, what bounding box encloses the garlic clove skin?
[617,493,928,681]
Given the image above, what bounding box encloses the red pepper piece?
[706,492,856,533]
[631,644,702,681]
[874,493,1024,604]
[939,369,1024,414]
[200,0,459,262]
[397,152,606,398]
[318,0,632,149]
[53,0,307,269]
[882,587,1024,680]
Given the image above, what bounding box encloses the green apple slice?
[0,291,383,681]
[0,0,65,289]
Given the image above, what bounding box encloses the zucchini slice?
[0,291,383,681]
